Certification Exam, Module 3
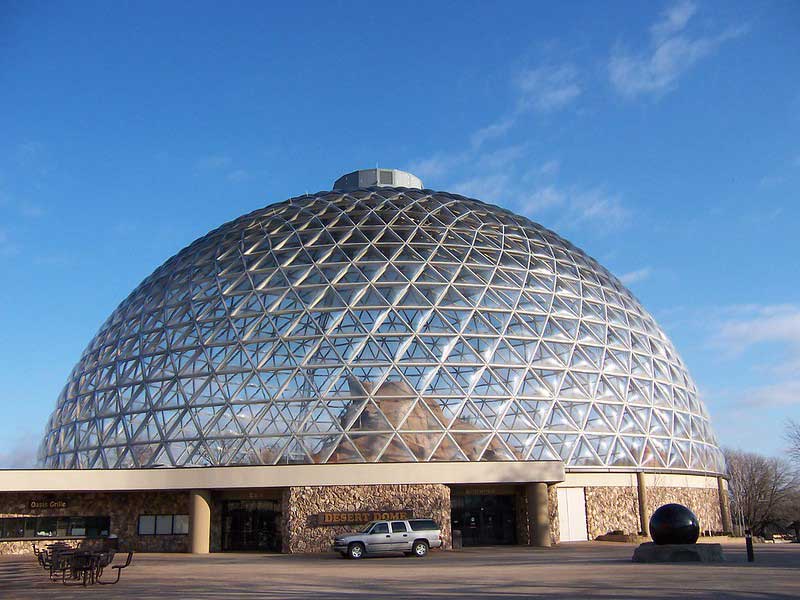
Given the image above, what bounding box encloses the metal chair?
[94,550,115,581]
[62,553,99,587]
[97,551,133,585]
[48,549,74,582]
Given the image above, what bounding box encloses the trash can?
[452,529,462,550]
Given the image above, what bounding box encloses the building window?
[0,516,109,540]
[173,514,189,534]
[137,515,156,535]
[137,514,189,536]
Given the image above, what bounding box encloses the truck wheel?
[348,542,365,559]
[412,540,428,557]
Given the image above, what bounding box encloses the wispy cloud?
[677,304,800,425]
[521,185,565,213]
[650,0,697,42]
[515,64,582,113]
[460,60,582,158]
[712,304,800,358]
[407,50,630,234]
[565,187,629,228]
[450,174,511,204]
[609,1,746,98]
[15,141,45,166]
[408,152,468,181]
[195,155,251,184]
[539,160,560,176]
[227,169,250,183]
[619,267,653,285]
[735,380,800,408]
[471,119,514,150]
[18,202,45,218]
[476,144,529,172]
[450,175,630,233]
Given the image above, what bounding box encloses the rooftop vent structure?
[333,168,423,191]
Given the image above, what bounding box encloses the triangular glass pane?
[518,399,552,428]
[545,433,579,461]
[399,399,445,430]
[347,399,393,431]
[350,433,392,461]
[481,434,515,461]
[571,436,602,466]
[605,436,636,466]
[430,434,468,461]
[546,402,578,430]
[500,401,536,430]
[326,435,364,463]
[527,435,559,461]
[378,435,416,462]
[451,432,492,461]
[451,400,492,429]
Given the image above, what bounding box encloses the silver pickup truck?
[333,519,442,559]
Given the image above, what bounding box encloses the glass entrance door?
[222,500,282,552]
[451,494,516,546]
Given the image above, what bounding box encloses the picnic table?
[32,542,133,586]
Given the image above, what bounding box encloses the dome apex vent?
[334,168,423,191]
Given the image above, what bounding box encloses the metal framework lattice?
[40,188,724,473]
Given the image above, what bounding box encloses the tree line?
[724,420,800,538]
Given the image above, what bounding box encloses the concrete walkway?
[1,542,798,599]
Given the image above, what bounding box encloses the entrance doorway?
[451,494,517,546]
[222,499,282,552]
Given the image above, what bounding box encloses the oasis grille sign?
[29,499,68,510]
[312,510,413,527]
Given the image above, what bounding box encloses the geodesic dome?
[40,186,724,473]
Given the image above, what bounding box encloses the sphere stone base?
[632,542,724,563]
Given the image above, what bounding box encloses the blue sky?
[1,0,798,467]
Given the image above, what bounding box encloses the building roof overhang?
[0,460,565,493]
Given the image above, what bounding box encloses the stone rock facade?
[1,479,726,553]
[514,489,530,545]
[283,484,451,554]
[512,485,558,546]
[0,491,189,555]
[577,482,724,540]
[548,484,559,545]
[0,537,109,555]
[646,485,722,534]
[584,486,640,540]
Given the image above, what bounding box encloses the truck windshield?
[360,521,377,533]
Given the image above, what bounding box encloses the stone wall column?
[526,483,551,547]
[718,476,732,534]
[636,472,648,537]
[189,490,212,554]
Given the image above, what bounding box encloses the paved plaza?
[2,542,799,599]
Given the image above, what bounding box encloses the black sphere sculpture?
[649,503,700,545]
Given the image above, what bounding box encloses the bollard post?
[745,529,754,563]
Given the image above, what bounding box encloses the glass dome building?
[0,169,732,555]
[39,169,724,475]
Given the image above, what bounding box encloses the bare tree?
[786,419,800,465]
[723,448,799,536]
